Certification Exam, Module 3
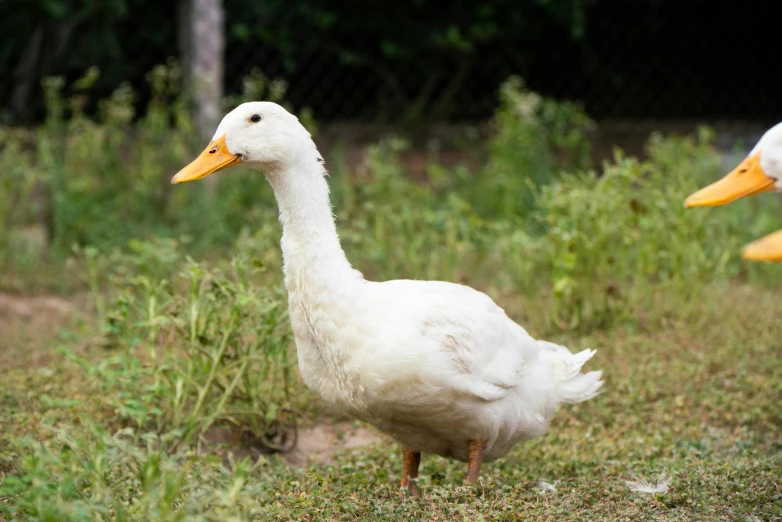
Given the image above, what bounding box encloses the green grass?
[1,284,780,521]
[1,72,781,520]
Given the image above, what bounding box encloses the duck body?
[289,272,600,462]
[172,101,603,488]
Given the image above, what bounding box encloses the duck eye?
[250,114,261,123]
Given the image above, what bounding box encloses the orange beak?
[684,153,775,208]
[742,230,782,262]
[171,135,241,184]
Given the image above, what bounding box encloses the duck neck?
[269,155,363,402]
[270,157,357,287]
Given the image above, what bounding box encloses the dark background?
[1,0,778,124]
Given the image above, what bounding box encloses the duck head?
[685,123,782,208]
[685,122,782,262]
[171,101,316,184]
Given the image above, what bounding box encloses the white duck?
[685,122,782,261]
[171,102,603,495]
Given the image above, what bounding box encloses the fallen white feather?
[624,476,670,494]
[537,481,558,495]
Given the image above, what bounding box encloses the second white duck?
[685,122,782,261]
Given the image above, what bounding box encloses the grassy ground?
[1,283,779,521]
[1,76,781,520]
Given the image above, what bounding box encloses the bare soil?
[0,292,79,368]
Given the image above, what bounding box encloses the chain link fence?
[228,0,780,125]
[2,0,779,126]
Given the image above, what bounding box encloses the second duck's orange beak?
[684,153,775,208]
[742,230,782,262]
[171,135,242,184]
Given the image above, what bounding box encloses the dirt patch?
[0,292,81,368]
[284,422,386,466]
[204,422,387,468]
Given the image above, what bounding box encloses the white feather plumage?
[175,101,603,471]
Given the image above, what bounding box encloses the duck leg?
[464,439,487,484]
[401,447,421,497]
